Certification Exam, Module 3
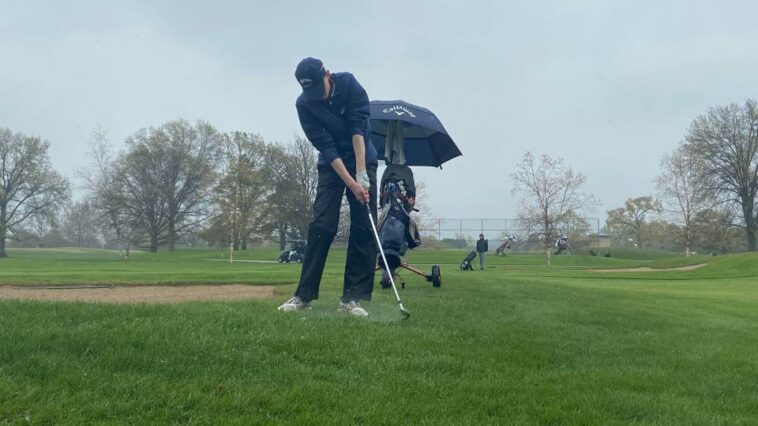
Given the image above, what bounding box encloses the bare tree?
[79,128,142,258]
[655,144,712,256]
[606,196,662,249]
[0,128,70,257]
[60,199,100,247]
[511,152,594,265]
[684,99,758,251]
[412,180,438,237]
[23,211,64,248]
[334,198,351,244]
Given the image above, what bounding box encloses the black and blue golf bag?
[377,164,421,287]
[460,250,477,271]
[554,236,570,255]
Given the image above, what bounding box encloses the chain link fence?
[415,217,605,253]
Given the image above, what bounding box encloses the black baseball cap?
[295,57,326,101]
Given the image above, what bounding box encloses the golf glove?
[356,170,370,191]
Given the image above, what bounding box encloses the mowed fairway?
[1,248,757,424]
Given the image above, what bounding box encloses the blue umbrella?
[370,100,462,168]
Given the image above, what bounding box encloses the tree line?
[511,98,758,259]
[3,99,757,258]
[607,99,758,255]
[0,120,317,257]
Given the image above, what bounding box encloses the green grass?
[0,248,295,286]
[0,247,658,286]
[591,248,686,260]
[1,248,757,424]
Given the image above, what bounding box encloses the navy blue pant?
[294,165,378,303]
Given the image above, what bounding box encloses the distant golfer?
[278,57,378,317]
[476,233,488,270]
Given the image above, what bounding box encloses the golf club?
[366,205,410,319]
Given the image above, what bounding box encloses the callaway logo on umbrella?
[370,100,462,168]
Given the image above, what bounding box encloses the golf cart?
[278,240,306,263]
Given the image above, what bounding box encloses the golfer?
[278,57,378,317]
[476,233,488,270]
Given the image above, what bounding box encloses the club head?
[399,304,410,319]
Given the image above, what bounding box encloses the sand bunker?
[589,263,707,273]
[0,284,275,304]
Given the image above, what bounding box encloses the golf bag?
[496,234,518,255]
[554,236,569,255]
[377,164,421,286]
[460,250,477,271]
[278,240,306,263]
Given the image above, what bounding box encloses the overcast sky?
[2,0,758,219]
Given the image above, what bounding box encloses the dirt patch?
[0,284,275,304]
[588,263,707,273]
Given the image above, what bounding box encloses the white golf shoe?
[277,296,311,312]
[338,300,369,317]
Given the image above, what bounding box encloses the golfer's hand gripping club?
[356,169,370,192]
[350,181,369,205]
[366,205,410,319]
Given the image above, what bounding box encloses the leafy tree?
[684,99,758,250]
[121,120,219,252]
[214,131,268,253]
[262,137,317,249]
[261,144,297,249]
[198,214,232,250]
[643,220,683,252]
[606,196,662,249]
[692,208,740,254]
[120,138,166,252]
[156,120,220,251]
[0,128,69,257]
[283,135,318,239]
[561,217,594,253]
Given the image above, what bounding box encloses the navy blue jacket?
[296,72,378,168]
